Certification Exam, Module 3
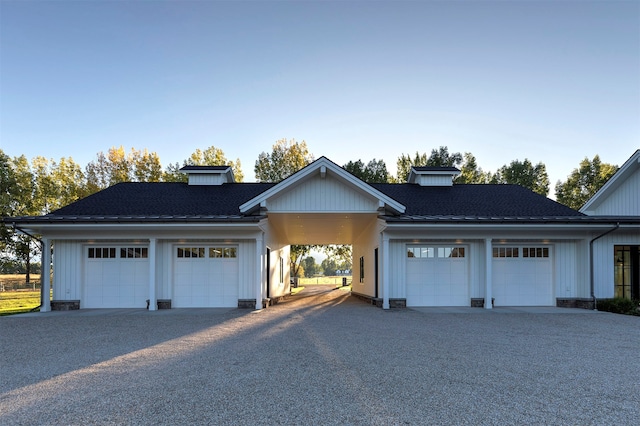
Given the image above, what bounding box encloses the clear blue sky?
[1,0,638,191]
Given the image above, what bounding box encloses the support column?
[41,238,51,312]
[484,238,492,309]
[255,233,264,310]
[148,238,157,311]
[382,234,390,310]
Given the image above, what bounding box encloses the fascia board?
[13,222,263,236]
[580,150,640,213]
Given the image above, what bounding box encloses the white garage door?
[406,245,469,306]
[173,246,239,308]
[492,246,553,306]
[84,246,149,308]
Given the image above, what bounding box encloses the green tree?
[302,256,318,278]
[395,147,463,183]
[254,138,314,182]
[555,155,618,210]
[343,159,389,183]
[457,152,491,184]
[163,146,243,182]
[321,257,338,276]
[426,146,463,168]
[492,159,550,196]
[290,244,320,278]
[86,146,165,192]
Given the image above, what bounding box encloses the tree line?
[0,138,619,278]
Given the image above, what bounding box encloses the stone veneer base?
[350,292,406,308]
[471,298,495,308]
[556,298,595,310]
[51,300,80,311]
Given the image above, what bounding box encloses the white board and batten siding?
[52,240,83,301]
[267,174,380,212]
[585,168,640,216]
[592,232,640,298]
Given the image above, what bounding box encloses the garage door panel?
[406,245,469,307]
[492,246,553,306]
[173,245,239,308]
[84,246,149,308]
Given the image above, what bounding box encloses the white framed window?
[88,247,116,259]
[522,247,549,258]
[493,247,519,258]
[121,247,148,259]
[177,247,205,258]
[408,246,465,258]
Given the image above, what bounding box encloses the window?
[177,247,205,258]
[280,256,284,284]
[408,246,465,258]
[88,247,116,259]
[493,247,519,258]
[359,256,365,283]
[209,247,237,258]
[121,247,148,258]
[614,245,639,299]
[522,247,549,258]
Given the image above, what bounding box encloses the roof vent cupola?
[180,165,235,185]
[408,166,460,187]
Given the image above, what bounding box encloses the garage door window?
[208,247,237,258]
[88,247,116,258]
[409,246,465,258]
[522,247,549,258]
[121,247,148,258]
[493,247,519,258]
[177,247,205,258]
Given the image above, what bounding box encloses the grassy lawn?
[0,290,43,315]
[0,274,45,315]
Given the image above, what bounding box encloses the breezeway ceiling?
[266,213,380,245]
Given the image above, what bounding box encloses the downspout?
[12,223,45,311]
[589,223,619,310]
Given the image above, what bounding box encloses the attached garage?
[173,245,239,308]
[406,245,469,306]
[84,246,149,308]
[492,246,553,306]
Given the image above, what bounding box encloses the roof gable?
[239,157,406,214]
[580,150,640,216]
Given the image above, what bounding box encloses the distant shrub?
[596,298,640,316]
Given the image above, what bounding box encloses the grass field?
[0,290,43,315]
[298,276,352,286]
[0,274,44,315]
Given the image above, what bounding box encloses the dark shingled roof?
[12,181,590,224]
[50,182,275,217]
[412,166,460,172]
[370,183,584,218]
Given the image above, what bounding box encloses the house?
[580,149,640,301]
[7,154,640,312]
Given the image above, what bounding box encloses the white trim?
[239,157,405,214]
[484,238,492,309]
[41,238,51,312]
[148,238,157,311]
[580,150,640,214]
[382,234,390,309]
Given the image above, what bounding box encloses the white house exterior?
[7,154,640,312]
[580,150,640,301]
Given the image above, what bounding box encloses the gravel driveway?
[1,285,639,425]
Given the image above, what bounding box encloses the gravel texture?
[1,286,639,425]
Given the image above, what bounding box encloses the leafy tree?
[163,146,243,182]
[321,257,338,276]
[457,153,491,184]
[254,138,314,182]
[395,151,428,183]
[343,159,389,183]
[555,155,618,210]
[302,256,318,278]
[290,244,320,278]
[492,159,550,196]
[426,146,463,168]
[86,146,165,192]
[395,147,463,182]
